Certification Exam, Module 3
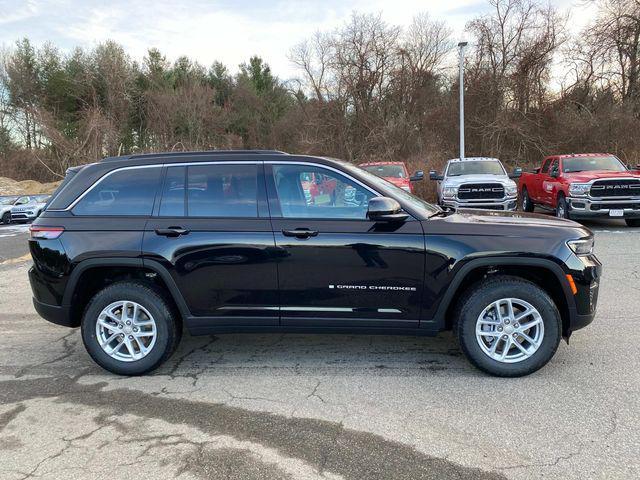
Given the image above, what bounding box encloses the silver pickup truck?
[430,157,521,211]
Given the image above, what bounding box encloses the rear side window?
[158,164,259,217]
[73,168,162,216]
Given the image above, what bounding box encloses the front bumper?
[442,197,518,211]
[564,253,602,336]
[11,211,38,222]
[567,196,640,218]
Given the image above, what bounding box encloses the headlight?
[505,183,518,196]
[442,186,458,199]
[569,183,590,196]
[567,238,594,255]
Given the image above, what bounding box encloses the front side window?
[73,168,162,216]
[273,164,374,219]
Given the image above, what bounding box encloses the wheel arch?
[63,258,190,327]
[437,257,573,337]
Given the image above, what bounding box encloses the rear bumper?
[567,196,640,218]
[32,297,72,327]
[442,197,517,211]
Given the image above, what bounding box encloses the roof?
[447,157,501,163]
[101,149,288,163]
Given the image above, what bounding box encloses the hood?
[562,170,640,183]
[426,209,592,241]
[443,174,512,187]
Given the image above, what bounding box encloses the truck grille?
[590,179,640,198]
[457,183,504,200]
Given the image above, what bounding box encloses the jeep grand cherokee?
[28,150,602,377]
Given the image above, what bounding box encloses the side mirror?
[509,167,523,179]
[429,170,443,181]
[410,170,424,182]
[367,197,409,222]
[550,168,559,178]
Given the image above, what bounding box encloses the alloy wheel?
[475,298,544,363]
[95,300,157,362]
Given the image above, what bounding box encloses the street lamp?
[458,41,468,161]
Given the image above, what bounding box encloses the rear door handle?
[282,228,319,239]
[155,227,190,237]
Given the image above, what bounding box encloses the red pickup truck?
[519,153,640,226]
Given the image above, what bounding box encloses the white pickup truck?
[429,157,522,211]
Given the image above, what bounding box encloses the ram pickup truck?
[519,154,640,227]
[429,157,521,211]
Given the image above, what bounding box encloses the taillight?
[29,226,64,239]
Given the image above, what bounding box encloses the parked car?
[359,161,424,193]
[11,195,51,223]
[519,153,640,227]
[429,157,521,211]
[29,150,600,377]
[0,195,19,224]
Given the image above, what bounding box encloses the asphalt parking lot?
[0,218,639,480]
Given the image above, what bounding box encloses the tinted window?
[73,168,161,216]
[273,164,373,219]
[159,167,186,216]
[541,159,551,174]
[187,164,258,217]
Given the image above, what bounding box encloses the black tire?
[521,187,534,212]
[626,218,640,227]
[1,211,10,224]
[556,194,569,219]
[454,276,562,377]
[81,281,181,375]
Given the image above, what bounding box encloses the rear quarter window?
[72,167,162,216]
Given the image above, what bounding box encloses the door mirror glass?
[550,165,559,178]
[509,167,523,179]
[367,197,409,222]
[429,170,443,181]
[410,170,424,182]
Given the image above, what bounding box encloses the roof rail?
[102,149,288,162]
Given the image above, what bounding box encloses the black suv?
[28,150,602,377]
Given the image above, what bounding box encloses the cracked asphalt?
[0,219,639,479]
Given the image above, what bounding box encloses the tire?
[521,187,534,212]
[81,281,181,375]
[556,194,569,219]
[625,218,640,227]
[454,276,562,377]
[1,212,10,224]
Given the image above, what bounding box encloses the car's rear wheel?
[521,187,534,212]
[626,218,640,227]
[1,212,10,224]
[81,281,181,375]
[455,276,562,377]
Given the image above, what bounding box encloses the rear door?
[266,161,426,328]
[143,161,279,326]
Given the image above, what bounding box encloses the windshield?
[447,161,505,176]
[0,196,18,205]
[361,164,406,179]
[340,161,440,215]
[562,156,626,173]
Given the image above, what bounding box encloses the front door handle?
[155,227,190,237]
[282,228,319,239]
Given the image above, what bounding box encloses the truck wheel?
[521,187,534,212]
[556,195,569,219]
[454,276,562,377]
[1,212,10,224]
[81,281,181,375]
[626,219,640,227]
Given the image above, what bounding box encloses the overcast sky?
[0,0,597,79]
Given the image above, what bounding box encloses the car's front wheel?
[521,187,534,212]
[1,211,10,224]
[81,281,181,375]
[455,276,562,377]
[556,194,569,219]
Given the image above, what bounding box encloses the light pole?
[458,41,468,161]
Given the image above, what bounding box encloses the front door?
[143,162,279,327]
[266,163,426,328]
